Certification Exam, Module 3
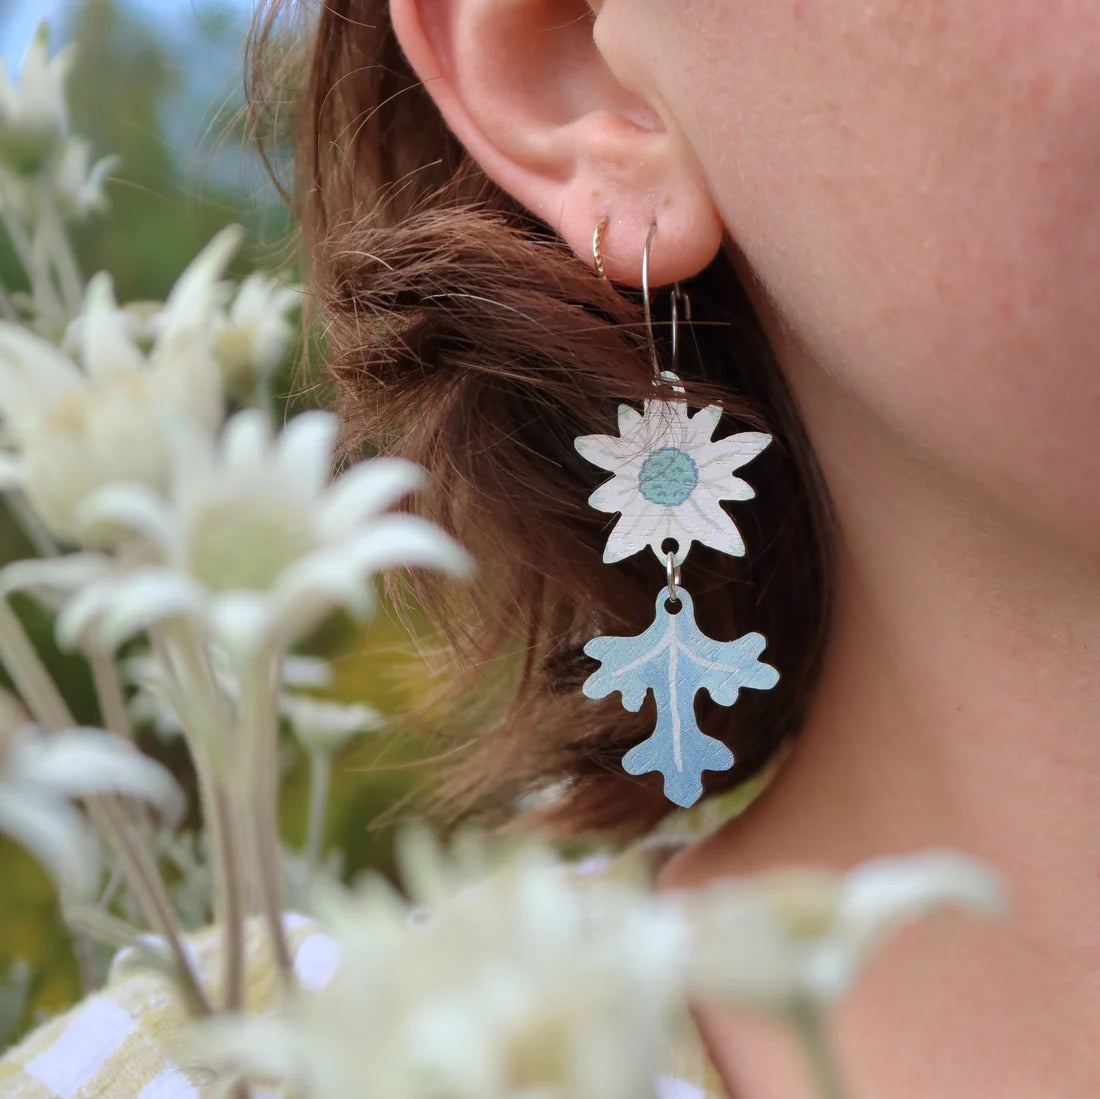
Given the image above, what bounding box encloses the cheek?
[648,0,1100,545]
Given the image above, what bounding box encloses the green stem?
[241,649,292,978]
[792,1003,849,1099]
[210,783,246,1013]
[0,561,210,1015]
[0,282,18,322]
[0,596,73,731]
[3,490,61,559]
[0,199,63,326]
[83,647,210,1013]
[89,645,134,741]
[158,623,248,1013]
[39,200,83,319]
[303,748,332,877]
[90,797,212,1016]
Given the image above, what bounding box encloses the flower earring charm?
[574,374,771,567]
[574,222,779,808]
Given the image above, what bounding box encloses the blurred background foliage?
[0,0,451,1039]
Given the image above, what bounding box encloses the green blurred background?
[0,0,450,1041]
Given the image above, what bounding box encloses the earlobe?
[389,0,723,286]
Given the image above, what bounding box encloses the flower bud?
[0,29,73,177]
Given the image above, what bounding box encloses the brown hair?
[247,0,833,838]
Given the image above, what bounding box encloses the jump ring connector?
[666,551,682,604]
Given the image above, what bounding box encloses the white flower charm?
[61,407,472,659]
[574,372,771,567]
[688,850,1007,1018]
[0,226,239,538]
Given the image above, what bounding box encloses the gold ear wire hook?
[593,215,610,281]
[641,222,661,377]
[642,224,690,379]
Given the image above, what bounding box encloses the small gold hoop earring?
[592,215,610,280]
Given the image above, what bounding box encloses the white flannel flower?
[190,833,688,1099]
[50,136,118,219]
[65,407,472,659]
[123,651,335,742]
[212,274,302,399]
[0,226,239,539]
[282,694,384,756]
[689,850,1006,1018]
[574,372,771,567]
[0,722,184,901]
[0,135,118,223]
[0,28,72,176]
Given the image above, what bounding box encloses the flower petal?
[696,467,756,502]
[809,850,1007,1005]
[696,431,772,473]
[77,273,145,378]
[95,570,207,649]
[587,474,634,515]
[74,482,177,552]
[208,591,273,664]
[154,225,242,363]
[55,578,119,650]
[617,403,642,435]
[679,491,747,559]
[264,516,472,646]
[0,781,100,900]
[603,507,653,564]
[840,850,1007,937]
[57,569,206,651]
[11,727,185,824]
[687,885,803,1016]
[0,453,26,490]
[0,323,82,424]
[687,403,723,443]
[274,410,339,501]
[317,458,427,539]
[574,432,645,473]
[0,552,113,598]
[338,515,473,579]
[218,407,272,478]
[282,694,384,754]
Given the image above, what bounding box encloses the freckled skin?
[597,0,1100,555]
[584,5,1100,1096]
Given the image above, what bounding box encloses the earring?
[574,221,780,809]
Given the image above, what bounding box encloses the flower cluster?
[0,19,470,1032]
[0,28,110,208]
[190,834,1005,1099]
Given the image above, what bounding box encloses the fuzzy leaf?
[582,587,779,808]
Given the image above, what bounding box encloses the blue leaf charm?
[582,587,780,808]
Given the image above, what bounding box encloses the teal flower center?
[638,446,699,507]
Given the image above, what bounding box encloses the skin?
[391,1,1100,1095]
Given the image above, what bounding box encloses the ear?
[390,0,724,286]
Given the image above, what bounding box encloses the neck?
[765,335,1100,908]
[670,292,1100,1098]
